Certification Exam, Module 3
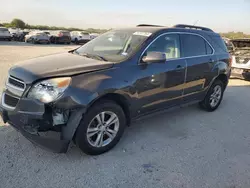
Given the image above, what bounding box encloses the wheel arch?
[215,74,228,88]
[87,93,132,126]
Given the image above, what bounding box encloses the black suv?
[0,24,231,155]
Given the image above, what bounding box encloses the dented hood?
[9,52,114,84]
[231,39,250,49]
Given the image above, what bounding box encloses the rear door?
[180,33,215,100]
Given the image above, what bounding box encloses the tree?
[10,18,26,29]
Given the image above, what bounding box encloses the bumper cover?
[231,68,250,79]
[0,95,70,153]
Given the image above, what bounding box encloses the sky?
[0,0,250,33]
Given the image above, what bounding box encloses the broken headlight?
[28,77,71,103]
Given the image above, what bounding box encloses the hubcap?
[87,111,119,147]
[209,85,222,107]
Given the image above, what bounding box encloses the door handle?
[175,65,184,70]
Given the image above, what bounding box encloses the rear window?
[61,32,70,36]
[0,28,8,32]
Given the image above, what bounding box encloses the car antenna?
[193,20,199,26]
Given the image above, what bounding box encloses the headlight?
[28,77,71,103]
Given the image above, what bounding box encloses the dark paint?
[1,26,231,153]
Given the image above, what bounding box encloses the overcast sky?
[0,0,250,33]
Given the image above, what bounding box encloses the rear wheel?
[199,80,225,112]
[75,100,126,155]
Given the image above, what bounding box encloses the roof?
[114,24,217,36]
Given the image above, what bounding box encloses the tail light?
[229,55,232,67]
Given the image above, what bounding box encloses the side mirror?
[142,51,166,64]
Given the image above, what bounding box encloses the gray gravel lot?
[1,41,250,188]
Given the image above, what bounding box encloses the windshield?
[75,30,151,62]
[81,32,89,35]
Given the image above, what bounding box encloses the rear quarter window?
[210,36,228,53]
[181,34,207,57]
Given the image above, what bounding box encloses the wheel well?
[89,93,131,126]
[216,74,228,88]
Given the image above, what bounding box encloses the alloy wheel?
[86,111,119,147]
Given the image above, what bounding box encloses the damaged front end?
[0,76,85,153]
[230,39,250,78]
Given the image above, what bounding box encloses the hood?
[231,39,250,49]
[9,52,114,84]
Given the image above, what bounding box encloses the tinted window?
[211,36,228,53]
[0,28,8,31]
[145,34,181,59]
[205,42,213,54]
[182,34,207,57]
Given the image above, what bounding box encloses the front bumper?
[0,93,70,153]
[231,68,250,79]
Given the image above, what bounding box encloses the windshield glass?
[81,32,89,35]
[75,30,151,62]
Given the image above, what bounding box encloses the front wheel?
[75,100,126,155]
[199,80,225,112]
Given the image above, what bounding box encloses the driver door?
[135,34,186,114]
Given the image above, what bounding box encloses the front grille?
[236,57,250,64]
[8,77,25,89]
[3,93,19,108]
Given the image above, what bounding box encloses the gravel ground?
[1,41,250,188]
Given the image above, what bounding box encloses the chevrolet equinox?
[0,24,231,155]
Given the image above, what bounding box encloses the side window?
[145,34,181,59]
[181,34,207,57]
[205,42,213,54]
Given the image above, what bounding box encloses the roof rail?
[173,24,214,32]
[137,24,164,27]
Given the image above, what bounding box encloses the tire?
[75,100,126,155]
[67,42,71,45]
[74,38,78,44]
[199,80,225,112]
[31,39,36,44]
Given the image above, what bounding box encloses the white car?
[90,33,100,40]
[70,31,91,44]
[25,31,50,44]
[229,39,250,79]
[0,27,11,41]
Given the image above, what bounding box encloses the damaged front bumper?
[0,91,84,153]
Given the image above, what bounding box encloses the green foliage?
[220,32,250,39]
[0,18,108,33]
[10,18,26,29]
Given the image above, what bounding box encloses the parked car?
[229,39,250,79]
[50,30,71,44]
[25,31,50,44]
[70,31,91,44]
[0,24,231,155]
[90,33,100,40]
[0,27,11,41]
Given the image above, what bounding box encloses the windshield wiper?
[80,53,108,62]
